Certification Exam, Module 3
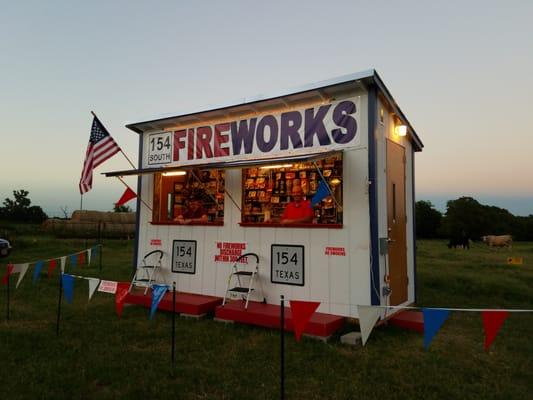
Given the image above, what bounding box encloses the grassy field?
[0,230,532,399]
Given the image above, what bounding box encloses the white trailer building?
[105,69,423,331]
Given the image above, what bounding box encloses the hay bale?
[43,210,136,238]
[71,210,135,223]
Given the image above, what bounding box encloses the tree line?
[1,190,530,240]
[416,197,533,241]
[0,190,133,224]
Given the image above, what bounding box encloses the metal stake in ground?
[97,223,102,275]
[6,272,10,321]
[172,282,176,368]
[56,273,63,336]
[99,240,103,274]
[280,295,285,400]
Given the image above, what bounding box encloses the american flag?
[79,116,121,194]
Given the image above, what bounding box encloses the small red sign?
[325,246,346,256]
[98,280,118,294]
[150,239,162,246]
[214,241,248,263]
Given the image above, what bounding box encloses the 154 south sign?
[271,244,304,286]
[147,132,172,165]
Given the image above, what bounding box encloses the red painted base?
[215,300,345,338]
[125,288,223,316]
[389,310,424,333]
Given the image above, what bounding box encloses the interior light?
[162,171,186,176]
[259,164,293,170]
[395,125,407,137]
[330,178,341,186]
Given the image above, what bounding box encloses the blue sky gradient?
[1,1,531,216]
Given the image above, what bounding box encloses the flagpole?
[312,161,343,211]
[116,176,152,211]
[90,111,153,215]
[280,295,285,400]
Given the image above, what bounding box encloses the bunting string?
[371,305,533,313]
[1,244,102,267]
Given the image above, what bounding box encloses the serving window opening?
[152,169,225,225]
[241,153,343,227]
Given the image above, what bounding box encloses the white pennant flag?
[87,248,92,266]
[87,278,100,301]
[60,256,67,273]
[357,305,382,346]
[14,263,30,288]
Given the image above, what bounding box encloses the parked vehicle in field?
[0,238,12,257]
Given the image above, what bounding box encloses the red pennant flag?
[78,252,85,267]
[116,187,137,206]
[2,264,14,285]
[482,310,509,351]
[115,282,130,319]
[47,259,57,278]
[289,300,320,342]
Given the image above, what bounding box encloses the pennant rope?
[0,245,103,288]
[0,245,103,268]
[1,245,102,273]
[364,305,533,313]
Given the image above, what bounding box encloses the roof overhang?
[103,150,342,178]
[124,69,423,152]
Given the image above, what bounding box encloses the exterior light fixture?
[259,164,293,170]
[162,171,186,176]
[395,124,407,137]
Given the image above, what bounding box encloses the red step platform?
[125,288,223,316]
[388,310,424,333]
[215,300,345,338]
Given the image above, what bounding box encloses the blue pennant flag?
[62,274,75,304]
[311,179,330,207]
[149,284,169,320]
[92,246,99,258]
[70,254,77,267]
[32,261,44,284]
[423,308,450,349]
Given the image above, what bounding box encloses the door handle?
[387,237,395,243]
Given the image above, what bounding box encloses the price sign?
[172,240,197,274]
[271,244,304,286]
[147,132,172,165]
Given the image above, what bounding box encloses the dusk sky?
[1,1,532,217]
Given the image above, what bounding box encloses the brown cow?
[482,235,512,249]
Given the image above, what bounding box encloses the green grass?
[0,234,532,399]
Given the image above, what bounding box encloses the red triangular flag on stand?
[482,310,509,351]
[47,259,57,278]
[115,282,130,319]
[289,300,320,342]
[78,252,85,267]
[2,264,14,285]
[116,187,137,206]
